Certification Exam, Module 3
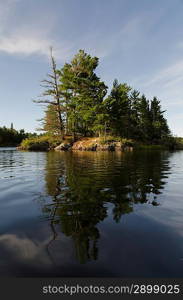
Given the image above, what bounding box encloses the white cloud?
[0,1,162,62]
[0,33,75,61]
[0,0,73,61]
[0,36,51,56]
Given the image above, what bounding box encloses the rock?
[97,143,115,151]
[55,138,134,152]
[108,144,115,151]
[55,142,72,151]
[72,140,98,151]
[87,144,97,151]
[115,142,122,150]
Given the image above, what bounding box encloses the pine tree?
[42,104,62,135]
[104,79,131,137]
[58,50,107,138]
[33,49,171,145]
[130,89,141,139]
[138,94,152,141]
[150,97,170,142]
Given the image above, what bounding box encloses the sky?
[0,0,183,136]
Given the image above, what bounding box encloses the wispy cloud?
[0,1,164,62]
[79,11,163,60]
[0,0,73,61]
[131,57,183,112]
[142,59,183,89]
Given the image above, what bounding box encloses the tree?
[104,79,131,137]
[150,97,170,142]
[33,49,171,145]
[42,104,62,135]
[129,89,141,139]
[0,126,29,146]
[58,50,107,138]
[138,94,152,141]
[34,47,65,139]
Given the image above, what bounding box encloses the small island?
[1,0,183,283]
[11,49,182,152]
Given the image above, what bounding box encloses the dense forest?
[34,49,170,145]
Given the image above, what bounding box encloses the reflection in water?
[40,150,171,264]
[1,148,183,277]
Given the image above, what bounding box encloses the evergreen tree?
[104,79,131,137]
[0,126,29,146]
[150,97,170,142]
[130,89,141,139]
[42,104,62,136]
[138,94,152,141]
[58,50,107,138]
[33,49,171,145]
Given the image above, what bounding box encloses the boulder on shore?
[55,142,72,151]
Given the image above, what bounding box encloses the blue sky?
[0,0,183,136]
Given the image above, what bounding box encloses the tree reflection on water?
[39,150,171,263]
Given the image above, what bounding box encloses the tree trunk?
[50,47,64,139]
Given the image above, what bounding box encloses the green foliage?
[2,50,173,150]
[20,135,61,151]
[103,80,170,143]
[104,80,131,137]
[99,136,133,145]
[56,49,107,137]
[41,104,62,135]
[166,136,183,150]
[0,126,29,146]
[35,49,171,146]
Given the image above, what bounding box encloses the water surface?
[0,147,183,277]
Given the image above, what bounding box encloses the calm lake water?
[0,147,183,277]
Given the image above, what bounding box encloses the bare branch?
[41,79,55,85]
[33,99,57,105]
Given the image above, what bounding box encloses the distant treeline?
[0,126,36,146]
[35,49,170,144]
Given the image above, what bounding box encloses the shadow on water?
[38,150,171,264]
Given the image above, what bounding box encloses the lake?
[0,147,183,277]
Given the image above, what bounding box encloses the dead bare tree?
[33,47,65,139]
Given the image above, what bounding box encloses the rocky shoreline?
[54,137,133,152]
[18,136,176,152]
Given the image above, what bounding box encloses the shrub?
[19,135,62,151]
